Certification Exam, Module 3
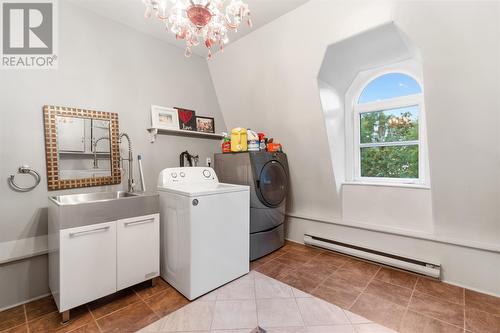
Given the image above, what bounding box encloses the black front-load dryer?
[214,151,289,260]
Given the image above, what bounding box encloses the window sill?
[342,181,430,190]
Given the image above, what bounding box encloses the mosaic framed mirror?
[43,105,121,190]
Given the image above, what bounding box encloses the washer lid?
[158,182,249,197]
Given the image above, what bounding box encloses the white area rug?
[138,271,397,333]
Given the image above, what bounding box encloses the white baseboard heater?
[304,234,441,279]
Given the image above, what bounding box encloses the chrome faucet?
[92,136,110,169]
[93,133,135,192]
[119,133,135,193]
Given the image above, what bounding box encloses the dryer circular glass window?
[259,161,288,207]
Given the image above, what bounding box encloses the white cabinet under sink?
[117,215,159,290]
[49,213,160,318]
[59,221,117,311]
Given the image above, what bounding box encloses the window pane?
[361,145,419,178]
[358,73,422,104]
[360,106,419,144]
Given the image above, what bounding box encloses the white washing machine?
[157,167,250,300]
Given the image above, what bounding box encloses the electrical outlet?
[206,157,212,167]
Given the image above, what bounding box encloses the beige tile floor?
[253,242,500,333]
[138,271,395,333]
[1,241,499,332]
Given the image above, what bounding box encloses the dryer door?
[257,160,288,208]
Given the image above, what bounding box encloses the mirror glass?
[43,105,121,191]
[56,116,112,180]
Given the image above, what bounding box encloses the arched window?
[352,71,426,184]
[358,73,422,103]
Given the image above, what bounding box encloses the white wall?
[210,0,396,221]
[0,1,225,309]
[394,1,499,244]
[209,0,500,295]
[342,185,433,234]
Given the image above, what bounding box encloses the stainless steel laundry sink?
[51,191,140,205]
[49,191,159,229]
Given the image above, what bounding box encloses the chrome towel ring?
[8,166,41,192]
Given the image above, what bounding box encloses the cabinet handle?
[124,218,154,227]
[69,226,110,238]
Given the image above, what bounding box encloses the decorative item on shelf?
[142,0,252,59]
[151,105,179,130]
[175,107,197,131]
[196,116,215,133]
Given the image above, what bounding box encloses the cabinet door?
[117,214,159,290]
[59,221,116,311]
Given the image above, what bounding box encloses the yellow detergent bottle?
[231,128,248,152]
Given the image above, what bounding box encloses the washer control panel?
[159,167,218,187]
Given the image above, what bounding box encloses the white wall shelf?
[0,235,48,265]
[147,128,224,143]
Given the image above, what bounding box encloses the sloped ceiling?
[318,22,419,97]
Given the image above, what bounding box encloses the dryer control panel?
[158,167,218,187]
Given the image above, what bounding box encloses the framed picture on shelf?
[151,105,179,130]
[196,116,215,133]
[175,107,197,131]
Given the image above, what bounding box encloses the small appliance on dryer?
[157,167,250,300]
[215,151,289,260]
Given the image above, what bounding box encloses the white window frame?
[345,62,429,186]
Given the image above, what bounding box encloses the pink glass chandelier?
[143,0,252,59]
